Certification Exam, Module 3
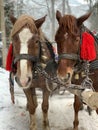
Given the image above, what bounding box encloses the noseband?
[58,53,80,61]
[13,54,39,65]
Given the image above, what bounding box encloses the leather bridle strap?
[58,53,80,61]
[12,54,39,66]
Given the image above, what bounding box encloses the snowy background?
[0,67,98,130]
[8,0,96,41]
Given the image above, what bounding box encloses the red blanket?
[80,32,96,61]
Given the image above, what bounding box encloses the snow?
[0,67,98,130]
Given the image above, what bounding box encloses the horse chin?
[21,85,31,90]
[19,82,32,90]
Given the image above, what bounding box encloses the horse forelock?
[11,14,38,37]
[61,15,79,36]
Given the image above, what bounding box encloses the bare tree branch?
[45,0,52,21]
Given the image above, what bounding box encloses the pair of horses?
[9,10,98,130]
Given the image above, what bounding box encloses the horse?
[9,14,57,130]
[55,10,98,130]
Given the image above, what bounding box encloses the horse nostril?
[15,76,32,87]
[27,76,31,84]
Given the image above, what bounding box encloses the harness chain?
[36,64,87,92]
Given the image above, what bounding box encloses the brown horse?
[55,10,98,130]
[9,14,56,130]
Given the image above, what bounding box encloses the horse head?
[10,14,47,89]
[55,10,91,83]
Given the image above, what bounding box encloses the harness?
[9,25,98,104]
[9,39,58,103]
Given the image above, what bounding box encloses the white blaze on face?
[19,28,33,86]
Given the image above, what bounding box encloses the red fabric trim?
[6,44,13,71]
[80,32,96,61]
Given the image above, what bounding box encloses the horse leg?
[42,89,50,130]
[23,88,37,130]
[73,95,82,130]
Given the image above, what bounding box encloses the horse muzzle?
[15,76,32,89]
[57,71,71,83]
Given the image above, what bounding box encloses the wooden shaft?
[67,85,98,110]
[81,90,98,110]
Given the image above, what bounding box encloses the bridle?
[12,54,39,66]
[57,26,84,64]
[10,39,59,92]
[11,39,56,78]
[11,41,42,77]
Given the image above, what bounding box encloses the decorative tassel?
[80,32,96,61]
[6,44,13,71]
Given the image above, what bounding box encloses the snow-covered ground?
[0,67,98,130]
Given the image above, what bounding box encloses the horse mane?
[61,15,78,36]
[11,14,38,37]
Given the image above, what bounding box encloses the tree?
[0,0,7,67]
[4,0,14,46]
[51,0,55,40]
[62,0,65,15]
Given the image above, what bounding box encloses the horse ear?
[35,15,47,28]
[56,10,62,24]
[77,12,92,26]
[10,15,17,25]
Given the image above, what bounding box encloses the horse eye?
[75,39,78,42]
[75,37,80,42]
[36,40,39,43]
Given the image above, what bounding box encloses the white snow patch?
[0,68,98,130]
